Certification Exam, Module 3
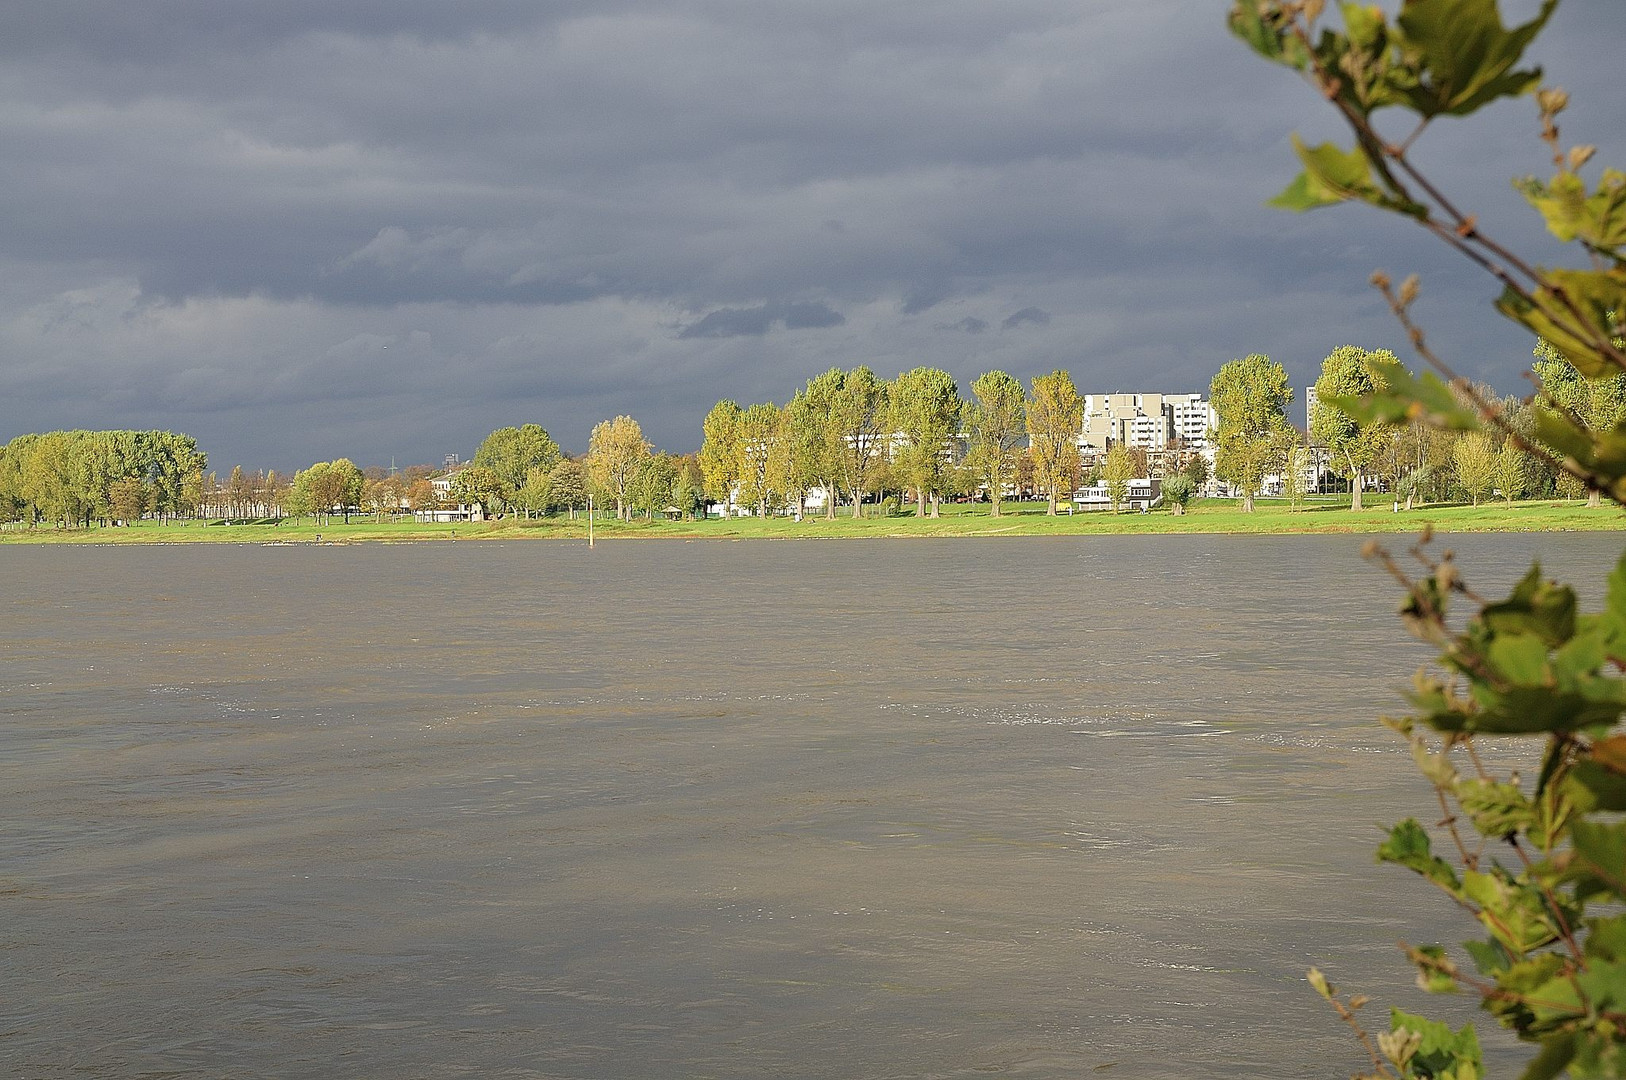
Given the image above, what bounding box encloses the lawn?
[3,496,1623,544]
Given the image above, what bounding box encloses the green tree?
[735,403,781,518]
[699,400,743,518]
[965,370,1026,516]
[108,475,150,524]
[1494,438,1532,506]
[1026,370,1083,515]
[547,460,588,518]
[450,465,509,519]
[1210,354,1292,513]
[1312,346,1398,511]
[472,424,563,507]
[889,367,961,518]
[1234,3,1626,1074]
[1160,472,1195,515]
[1534,338,1626,507]
[1452,432,1497,507]
[829,367,889,518]
[1100,443,1135,513]
[588,415,651,520]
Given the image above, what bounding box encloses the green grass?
[3,496,1623,544]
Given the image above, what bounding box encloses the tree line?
[0,430,206,527]
[3,338,1609,529]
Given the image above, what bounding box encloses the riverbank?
[3,497,1623,544]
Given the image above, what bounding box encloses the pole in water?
[588,495,594,548]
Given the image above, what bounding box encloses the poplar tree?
[829,366,889,518]
[889,367,961,518]
[699,400,743,518]
[588,415,651,520]
[1210,354,1291,513]
[1311,346,1397,511]
[1026,370,1083,515]
[965,370,1026,517]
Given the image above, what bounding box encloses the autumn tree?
[1533,338,1626,507]
[108,475,150,524]
[1451,432,1497,507]
[588,415,651,520]
[829,367,890,518]
[1101,443,1135,513]
[1210,354,1291,513]
[1494,438,1533,506]
[735,402,781,518]
[889,367,961,518]
[1026,370,1083,515]
[1311,346,1398,511]
[699,400,743,518]
[964,370,1026,517]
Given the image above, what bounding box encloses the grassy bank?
[3,497,1624,545]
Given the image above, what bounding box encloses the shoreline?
[3,499,1624,545]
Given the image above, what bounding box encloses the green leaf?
[1226,2,1309,69]
[1325,362,1482,432]
[1461,868,1560,955]
[1570,819,1626,895]
[1516,169,1626,258]
[1272,135,1426,217]
[1567,760,1626,812]
[1463,937,1511,975]
[1585,915,1626,963]
[1456,778,1534,837]
[1394,0,1555,117]
[1411,944,1461,993]
[1496,269,1626,378]
[1480,564,1576,648]
[1390,1007,1484,1078]
[1378,818,1463,894]
[1517,1034,1577,1080]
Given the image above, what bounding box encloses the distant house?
[1075,477,1162,512]
[416,466,484,522]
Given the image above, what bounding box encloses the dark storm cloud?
[1002,307,1051,331]
[679,301,845,339]
[0,0,1623,466]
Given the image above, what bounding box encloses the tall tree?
[735,403,782,518]
[547,460,588,519]
[1026,370,1084,515]
[699,400,743,518]
[1210,354,1292,513]
[965,370,1026,517]
[1452,431,1497,507]
[588,415,651,520]
[472,424,563,507]
[829,367,889,518]
[889,367,961,518]
[1101,443,1135,513]
[1311,346,1398,511]
[450,466,508,519]
[1533,337,1626,507]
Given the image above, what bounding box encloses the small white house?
[1075,477,1162,512]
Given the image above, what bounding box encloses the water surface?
[5,533,1622,1078]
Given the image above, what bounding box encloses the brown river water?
[5,533,1624,1078]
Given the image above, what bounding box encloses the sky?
[1,1,1621,471]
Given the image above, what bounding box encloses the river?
[5,533,1622,1078]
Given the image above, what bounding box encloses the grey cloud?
[679,301,844,339]
[1002,307,1050,330]
[0,1,1623,468]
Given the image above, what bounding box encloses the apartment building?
[1080,392,1216,454]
